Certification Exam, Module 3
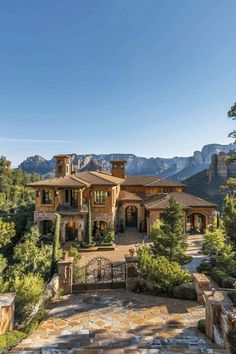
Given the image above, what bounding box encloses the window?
[41,189,53,204]
[94,190,106,205]
[65,189,69,203]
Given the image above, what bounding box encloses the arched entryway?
[39,220,54,238]
[93,220,108,238]
[65,221,79,241]
[125,205,138,229]
[187,213,206,234]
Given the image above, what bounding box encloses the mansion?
[29,155,216,243]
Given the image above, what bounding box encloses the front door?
[126,206,138,228]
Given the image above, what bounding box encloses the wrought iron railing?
[57,204,88,213]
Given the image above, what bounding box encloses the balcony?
[57,204,88,215]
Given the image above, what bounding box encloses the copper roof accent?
[76,171,124,186]
[28,175,89,188]
[144,191,216,210]
[122,176,184,187]
[118,190,143,202]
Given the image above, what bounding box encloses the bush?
[68,246,81,283]
[197,261,212,273]
[198,319,206,334]
[12,273,44,323]
[24,307,48,335]
[0,330,25,353]
[103,226,115,243]
[202,229,226,256]
[228,290,236,306]
[210,267,230,287]
[173,283,197,300]
[222,276,236,289]
[228,329,236,354]
[137,246,192,295]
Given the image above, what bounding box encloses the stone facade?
[0,293,15,335]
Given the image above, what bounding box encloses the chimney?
[111,160,126,179]
[54,154,72,178]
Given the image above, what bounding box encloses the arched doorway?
[65,221,79,241]
[187,213,206,234]
[93,220,108,241]
[125,205,138,228]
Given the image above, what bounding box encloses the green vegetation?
[202,228,226,256]
[223,194,236,245]
[228,329,236,354]
[197,319,206,334]
[151,197,187,263]
[86,199,93,245]
[0,330,26,354]
[51,214,62,275]
[228,102,236,142]
[138,245,192,296]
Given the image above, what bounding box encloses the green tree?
[202,228,226,256]
[11,274,44,323]
[151,197,187,262]
[0,218,15,248]
[8,226,52,280]
[228,102,236,142]
[222,194,236,244]
[51,214,62,274]
[86,199,93,245]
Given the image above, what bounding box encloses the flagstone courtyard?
[12,290,226,354]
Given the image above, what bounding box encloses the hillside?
[183,169,226,209]
[18,143,236,181]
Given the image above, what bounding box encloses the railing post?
[58,257,74,295]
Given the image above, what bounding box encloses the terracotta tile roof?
[28,175,89,188]
[76,171,124,186]
[118,190,143,202]
[122,176,184,187]
[144,192,216,209]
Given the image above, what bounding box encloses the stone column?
[125,256,138,291]
[204,290,225,341]
[193,273,210,303]
[58,257,74,295]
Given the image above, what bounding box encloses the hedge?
[228,290,236,306]
[173,283,197,300]
[196,261,212,274]
[0,330,25,354]
[198,319,206,334]
[210,267,236,288]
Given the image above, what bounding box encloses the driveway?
[12,290,223,353]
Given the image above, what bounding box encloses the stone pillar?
[193,273,210,303]
[204,290,225,341]
[58,257,74,295]
[125,256,138,291]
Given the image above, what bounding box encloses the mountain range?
[18,143,236,181]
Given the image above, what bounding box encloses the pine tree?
[86,199,93,245]
[222,194,236,244]
[151,196,187,263]
[51,214,61,274]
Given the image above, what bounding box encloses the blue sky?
[0,0,236,165]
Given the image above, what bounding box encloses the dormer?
[111,160,126,179]
[54,154,72,178]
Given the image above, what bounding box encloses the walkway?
[12,291,226,354]
[183,234,208,273]
[79,232,150,265]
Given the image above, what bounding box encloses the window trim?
[93,190,107,206]
[40,189,54,205]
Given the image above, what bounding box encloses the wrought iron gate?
[72,256,126,292]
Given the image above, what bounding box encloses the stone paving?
[12,290,226,354]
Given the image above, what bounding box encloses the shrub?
[0,330,25,353]
[173,283,197,300]
[222,276,236,289]
[197,261,212,273]
[24,307,48,335]
[228,290,236,306]
[202,228,226,256]
[210,267,229,287]
[103,226,115,243]
[68,246,81,283]
[12,273,44,323]
[138,246,192,295]
[198,319,206,334]
[227,329,236,354]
